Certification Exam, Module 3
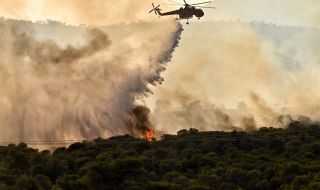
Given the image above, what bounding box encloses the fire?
[145,129,155,142]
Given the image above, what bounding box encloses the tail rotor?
[149,3,161,15]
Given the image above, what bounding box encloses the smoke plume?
[0,18,182,142]
[147,21,320,133]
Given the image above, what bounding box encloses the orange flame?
[145,129,155,142]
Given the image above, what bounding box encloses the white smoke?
[0,18,182,142]
[147,21,320,133]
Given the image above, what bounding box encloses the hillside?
[0,122,320,190]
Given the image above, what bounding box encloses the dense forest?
[0,122,320,190]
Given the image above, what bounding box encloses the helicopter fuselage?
[149,1,212,24]
[178,5,204,19]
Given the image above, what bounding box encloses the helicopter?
[149,0,215,24]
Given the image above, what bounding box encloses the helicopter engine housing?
[194,9,204,18]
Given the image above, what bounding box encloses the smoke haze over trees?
[147,22,320,134]
[0,124,319,189]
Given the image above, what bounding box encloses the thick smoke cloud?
[147,22,320,133]
[1,0,319,140]
[0,18,182,142]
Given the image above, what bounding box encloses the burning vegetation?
[128,106,156,141]
[145,129,155,141]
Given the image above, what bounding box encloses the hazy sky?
[0,0,318,27]
[211,0,320,27]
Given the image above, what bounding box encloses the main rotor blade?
[164,3,181,5]
[183,0,187,5]
[190,1,212,5]
[195,6,216,8]
[165,2,183,5]
[167,0,184,5]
